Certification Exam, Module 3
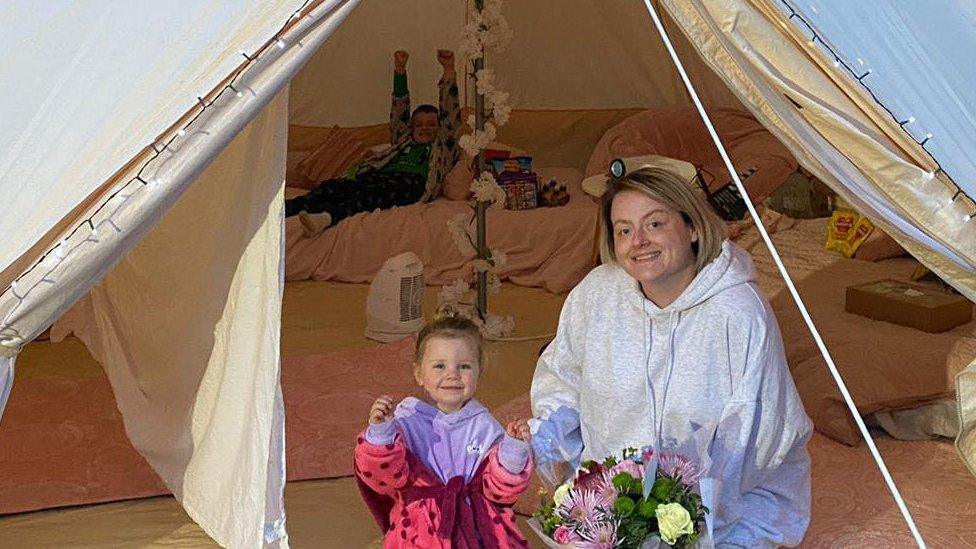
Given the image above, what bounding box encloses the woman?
[531,167,812,547]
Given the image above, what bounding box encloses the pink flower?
[553,525,579,544]
[641,447,654,462]
[592,472,618,508]
[657,452,701,486]
[558,490,602,525]
[576,521,620,548]
[609,459,644,480]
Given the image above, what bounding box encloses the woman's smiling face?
[611,189,698,306]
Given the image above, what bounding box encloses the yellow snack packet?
[847,215,875,257]
[825,210,858,256]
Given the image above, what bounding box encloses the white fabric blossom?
[437,278,471,310]
[489,249,508,269]
[487,272,502,295]
[471,259,492,273]
[446,213,477,258]
[459,122,497,158]
[482,312,516,338]
[470,171,504,204]
[475,69,497,96]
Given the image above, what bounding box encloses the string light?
[780,0,972,211]
[0,0,313,304]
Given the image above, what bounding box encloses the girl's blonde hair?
[414,314,486,368]
[599,167,727,272]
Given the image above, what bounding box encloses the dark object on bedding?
[708,183,748,221]
[707,167,757,221]
[767,169,834,219]
[845,279,973,333]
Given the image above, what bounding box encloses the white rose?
[553,481,574,507]
[655,502,695,545]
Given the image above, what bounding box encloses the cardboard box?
[845,279,973,333]
[498,172,539,210]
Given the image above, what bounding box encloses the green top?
[379,142,431,177]
[393,72,408,98]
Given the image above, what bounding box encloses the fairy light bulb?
[276,39,286,49]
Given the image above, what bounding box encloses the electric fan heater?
[365,252,425,342]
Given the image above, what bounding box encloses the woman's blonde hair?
[599,167,727,272]
[414,314,486,368]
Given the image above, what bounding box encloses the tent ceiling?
[0,0,306,278]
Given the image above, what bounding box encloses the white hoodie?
[531,241,812,548]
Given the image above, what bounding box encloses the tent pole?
[474,53,488,320]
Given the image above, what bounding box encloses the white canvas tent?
[2,0,975,546]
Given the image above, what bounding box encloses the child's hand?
[437,49,455,70]
[393,50,409,72]
[506,419,531,443]
[369,395,395,425]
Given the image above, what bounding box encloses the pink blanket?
[0,338,422,514]
[285,168,597,294]
[585,107,797,202]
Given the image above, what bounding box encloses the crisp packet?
[847,215,875,257]
[824,210,858,256]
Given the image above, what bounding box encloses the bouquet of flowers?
[530,447,709,548]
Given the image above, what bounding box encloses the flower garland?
[437,0,515,338]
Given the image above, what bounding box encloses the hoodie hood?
[617,240,758,315]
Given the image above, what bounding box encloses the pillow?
[853,229,908,262]
[294,126,367,188]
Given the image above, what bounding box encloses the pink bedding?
[585,107,797,202]
[285,167,597,294]
[735,215,976,446]
[0,338,421,514]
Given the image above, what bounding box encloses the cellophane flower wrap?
[530,446,709,548]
